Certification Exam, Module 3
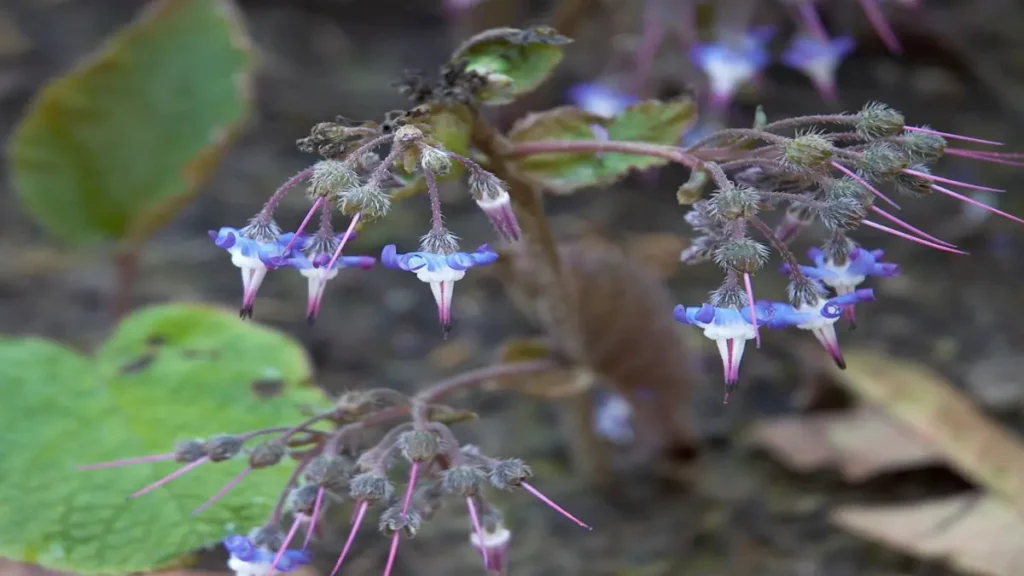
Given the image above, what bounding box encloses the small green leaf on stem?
[8,0,254,246]
[452,26,572,105]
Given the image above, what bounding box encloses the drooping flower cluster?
[210,111,520,330]
[76,382,589,576]
[674,101,1024,401]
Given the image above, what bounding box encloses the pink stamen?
[904,126,1003,147]
[861,220,968,254]
[401,461,419,515]
[931,184,1024,226]
[268,515,303,576]
[902,168,1004,193]
[383,532,401,576]
[130,457,208,498]
[870,206,956,247]
[856,0,902,54]
[192,466,251,515]
[282,197,325,254]
[329,500,369,576]
[743,273,760,348]
[946,149,1024,168]
[831,161,901,209]
[799,1,831,45]
[323,212,361,274]
[519,481,591,530]
[466,497,488,566]
[303,486,325,548]
[77,453,175,470]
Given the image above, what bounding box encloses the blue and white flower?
[265,232,375,324]
[690,26,775,110]
[780,34,856,102]
[224,534,309,576]
[381,244,498,333]
[209,223,291,319]
[567,82,638,119]
[756,288,876,368]
[673,304,761,390]
[781,246,899,326]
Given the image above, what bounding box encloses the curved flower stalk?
[381,242,498,336]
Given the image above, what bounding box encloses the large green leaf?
[7,0,254,246]
[508,98,698,194]
[452,26,571,106]
[0,304,330,575]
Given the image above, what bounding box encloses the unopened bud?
[825,177,873,205]
[204,434,244,462]
[817,196,865,230]
[787,277,826,307]
[338,182,391,221]
[400,430,442,463]
[394,125,424,144]
[710,185,760,220]
[857,143,907,181]
[419,146,453,175]
[248,441,286,469]
[474,189,520,243]
[174,439,206,463]
[440,465,488,496]
[355,151,382,172]
[349,472,394,503]
[288,484,321,515]
[856,101,905,140]
[297,122,348,157]
[712,237,769,273]
[309,160,358,200]
[892,164,933,197]
[488,459,532,490]
[379,506,423,537]
[303,454,354,491]
[900,130,946,163]
[783,133,833,170]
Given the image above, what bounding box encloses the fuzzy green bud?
[892,163,933,197]
[783,133,833,170]
[710,184,760,219]
[712,237,769,273]
[856,102,905,140]
[419,145,453,175]
[899,130,947,163]
[857,143,908,181]
[338,182,391,220]
[309,159,359,200]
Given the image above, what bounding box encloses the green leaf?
[7,0,254,247]
[0,304,330,575]
[452,26,571,106]
[508,98,698,194]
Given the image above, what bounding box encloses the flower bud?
[825,177,873,205]
[309,160,358,200]
[297,121,348,157]
[783,132,833,170]
[710,184,760,220]
[712,237,769,273]
[349,472,395,503]
[857,143,907,181]
[174,439,206,463]
[248,441,286,469]
[440,465,488,496]
[288,484,321,515]
[338,182,391,220]
[488,458,532,490]
[400,430,442,463]
[379,506,423,537]
[467,169,508,202]
[419,146,453,175]
[394,125,424,145]
[303,454,354,491]
[892,164,933,197]
[899,130,946,163]
[855,101,905,140]
[204,434,244,462]
[817,196,865,230]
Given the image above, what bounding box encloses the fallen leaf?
[832,494,1024,576]
[831,349,1024,516]
[748,407,944,482]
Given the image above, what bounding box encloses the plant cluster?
[62,5,1024,576]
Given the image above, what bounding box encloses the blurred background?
[2,0,1024,575]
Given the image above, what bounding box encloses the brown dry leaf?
[622,232,689,279]
[831,349,1024,516]
[832,494,1024,576]
[747,406,944,482]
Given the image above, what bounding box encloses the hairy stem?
[686,128,790,151]
[505,139,701,168]
[762,114,856,133]
[423,167,445,234]
[260,167,313,219]
[269,448,319,523]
